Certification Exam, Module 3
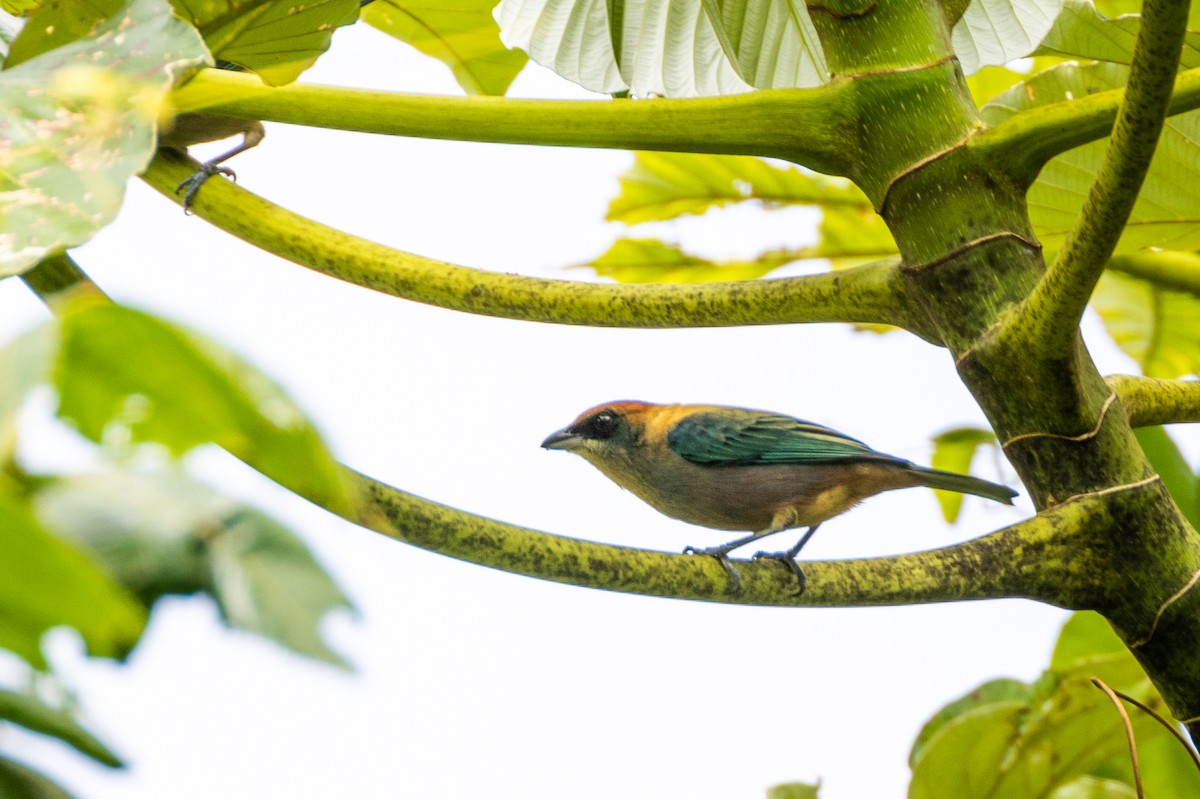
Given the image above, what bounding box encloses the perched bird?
[542,401,1017,593]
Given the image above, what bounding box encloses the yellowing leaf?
[929,427,998,523]
[585,238,789,283]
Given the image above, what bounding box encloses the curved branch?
[141,151,938,339]
[343,468,1111,609]
[1109,375,1200,427]
[1002,0,1190,356]
[972,68,1200,187]
[171,68,856,178]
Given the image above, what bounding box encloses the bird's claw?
[683,545,742,594]
[752,550,807,597]
[175,163,237,211]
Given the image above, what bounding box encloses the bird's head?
[541,401,653,461]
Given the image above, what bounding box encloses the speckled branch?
[1109,375,1200,427]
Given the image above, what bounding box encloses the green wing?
[667,410,886,465]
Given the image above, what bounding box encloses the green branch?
[171,68,855,177]
[1109,375,1200,427]
[141,151,938,338]
[1108,250,1200,296]
[1001,0,1190,356]
[346,469,1114,609]
[972,68,1200,187]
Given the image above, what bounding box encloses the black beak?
[541,428,580,450]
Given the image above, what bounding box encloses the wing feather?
[667,410,887,465]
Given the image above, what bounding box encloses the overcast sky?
[2,20,1196,799]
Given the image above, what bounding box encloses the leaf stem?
[1108,250,1200,296]
[171,68,855,177]
[1001,0,1190,356]
[140,151,938,338]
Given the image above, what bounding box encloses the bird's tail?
[906,464,1017,504]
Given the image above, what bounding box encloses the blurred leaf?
[0,0,40,15]
[766,782,821,799]
[0,0,208,277]
[584,238,792,283]
[1034,0,1200,67]
[1048,777,1138,799]
[952,0,1063,75]
[175,0,360,86]
[983,61,1200,255]
[4,0,123,67]
[0,324,55,460]
[54,303,355,516]
[909,611,1196,799]
[929,427,997,522]
[363,0,526,96]
[818,206,897,267]
[1050,611,1126,670]
[1091,270,1200,378]
[33,469,356,668]
[0,688,122,767]
[1133,427,1199,529]
[606,152,870,225]
[0,755,76,799]
[0,492,146,669]
[909,677,1033,767]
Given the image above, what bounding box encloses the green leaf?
[929,427,998,523]
[952,0,1064,75]
[0,755,77,799]
[1036,1,1200,67]
[0,0,208,277]
[606,152,870,225]
[909,608,1181,799]
[0,688,123,767]
[584,238,792,282]
[0,324,56,461]
[54,303,355,516]
[766,782,821,799]
[1050,611,1126,670]
[33,469,356,667]
[983,61,1200,255]
[1133,427,1199,529]
[5,0,124,68]
[701,0,827,89]
[1048,777,1138,799]
[362,0,527,96]
[1090,270,1200,378]
[174,0,360,86]
[0,492,147,669]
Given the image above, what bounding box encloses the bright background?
[2,22,1195,799]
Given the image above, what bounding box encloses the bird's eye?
[578,410,619,439]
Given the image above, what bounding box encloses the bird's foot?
[752,550,807,597]
[683,544,742,594]
[175,163,237,211]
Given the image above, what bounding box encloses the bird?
[541,401,1017,593]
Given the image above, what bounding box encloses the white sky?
[2,21,1197,799]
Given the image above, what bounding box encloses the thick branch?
[141,151,938,338]
[1003,0,1190,355]
[972,68,1200,187]
[348,469,1111,609]
[1108,250,1200,296]
[1109,374,1200,427]
[171,68,855,177]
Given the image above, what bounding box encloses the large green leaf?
[952,0,1064,75]
[701,0,826,90]
[1090,270,1200,378]
[585,238,794,282]
[54,302,355,516]
[363,1,527,96]
[0,492,147,669]
[910,612,1200,798]
[982,62,1200,254]
[1034,0,1200,67]
[606,151,869,224]
[0,688,122,767]
[33,470,356,667]
[0,0,208,277]
[929,427,999,523]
